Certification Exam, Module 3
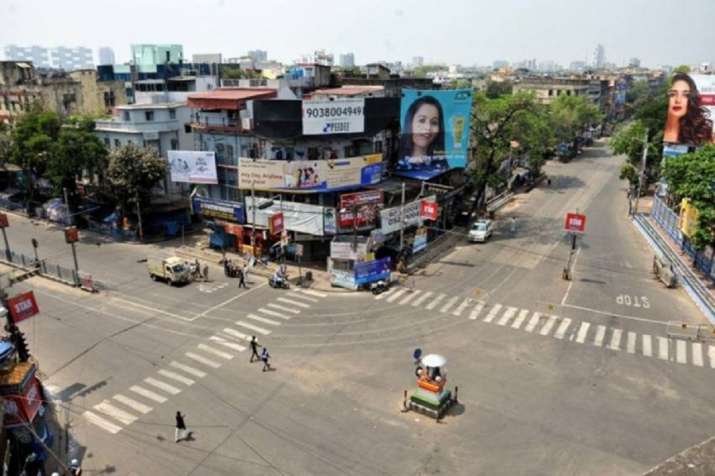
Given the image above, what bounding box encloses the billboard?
[168,151,219,184]
[379,195,436,234]
[302,98,365,135]
[238,154,383,192]
[396,89,473,180]
[338,191,383,231]
[245,196,330,236]
[663,73,715,148]
[192,196,245,223]
[354,257,391,285]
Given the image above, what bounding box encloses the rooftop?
[187,88,277,110]
[115,101,186,110]
[309,85,385,97]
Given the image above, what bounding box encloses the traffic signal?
[10,327,29,362]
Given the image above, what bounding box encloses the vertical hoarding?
[396,89,473,180]
[663,73,715,152]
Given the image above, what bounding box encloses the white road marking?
[452,298,471,317]
[84,411,122,434]
[483,304,503,323]
[469,302,485,320]
[198,343,234,360]
[440,296,460,314]
[374,287,396,300]
[554,318,572,340]
[692,343,704,367]
[277,297,310,309]
[426,293,446,311]
[657,337,669,360]
[608,329,623,351]
[575,322,590,344]
[209,336,246,352]
[675,340,687,364]
[386,289,408,303]
[235,321,271,335]
[129,385,167,403]
[593,325,607,347]
[170,361,207,378]
[497,307,518,326]
[298,289,327,298]
[412,291,433,307]
[288,291,319,303]
[222,328,251,341]
[257,308,292,320]
[185,352,221,369]
[642,335,653,357]
[267,303,300,314]
[626,332,637,354]
[511,309,529,329]
[247,313,281,326]
[398,290,420,305]
[524,312,541,333]
[196,282,268,319]
[113,394,152,414]
[94,401,138,425]
[144,377,181,395]
[158,369,195,386]
[539,315,558,336]
[709,346,715,368]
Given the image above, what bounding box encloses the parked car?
[469,219,493,243]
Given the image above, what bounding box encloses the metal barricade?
[666,321,714,342]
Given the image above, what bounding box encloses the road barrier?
[666,321,715,342]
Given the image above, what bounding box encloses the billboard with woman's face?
[396,89,473,180]
[663,73,715,148]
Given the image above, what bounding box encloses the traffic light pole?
[1,227,10,262]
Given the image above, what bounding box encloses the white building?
[98,47,115,66]
[4,45,93,70]
[593,44,605,69]
[94,102,192,199]
[133,75,218,105]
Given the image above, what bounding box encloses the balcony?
[190,115,244,133]
[95,119,180,134]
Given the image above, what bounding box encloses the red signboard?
[339,190,384,209]
[564,212,587,233]
[420,200,439,221]
[0,213,8,228]
[64,226,79,243]
[3,377,43,428]
[269,212,284,236]
[7,291,40,324]
[339,191,383,231]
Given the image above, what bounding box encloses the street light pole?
[135,191,144,241]
[251,181,256,257]
[399,182,406,251]
[633,129,649,215]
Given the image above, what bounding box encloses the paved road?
[9,140,715,475]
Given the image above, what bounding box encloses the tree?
[485,80,513,99]
[673,64,691,74]
[661,145,715,250]
[47,115,108,211]
[107,144,167,219]
[549,94,602,147]
[8,108,61,214]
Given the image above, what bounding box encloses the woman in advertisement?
[398,96,449,173]
[663,73,714,146]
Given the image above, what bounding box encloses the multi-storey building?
[98,47,116,66]
[131,44,184,71]
[4,45,93,70]
[3,45,51,68]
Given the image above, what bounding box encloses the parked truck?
[147,257,191,285]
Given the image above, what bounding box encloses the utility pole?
[251,181,256,257]
[135,191,144,241]
[0,213,11,262]
[633,129,649,215]
[63,187,72,226]
[399,182,406,252]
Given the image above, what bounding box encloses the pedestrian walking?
[249,336,260,362]
[175,411,189,442]
[261,347,271,371]
[510,216,517,235]
[238,268,247,288]
[202,265,209,282]
[242,264,249,284]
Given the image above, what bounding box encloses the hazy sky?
[2,0,714,67]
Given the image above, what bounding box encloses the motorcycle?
[370,279,389,295]
[268,275,290,289]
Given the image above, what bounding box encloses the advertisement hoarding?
[380,195,436,234]
[192,196,245,223]
[238,154,383,192]
[168,151,219,184]
[663,73,715,148]
[338,191,384,231]
[245,197,329,236]
[302,98,365,135]
[354,257,391,285]
[396,89,473,180]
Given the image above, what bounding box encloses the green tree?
[47,115,108,211]
[673,64,691,74]
[8,108,61,214]
[107,143,167,236]
[485,80,513,99]
[550,94,602,147]
[661,145,715,249]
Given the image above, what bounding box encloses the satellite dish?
[413,348,422,361]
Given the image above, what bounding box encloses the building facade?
[339,53,355,68]
[4,45,93,70]
[4,45,51,68]
[68,69,127,115]
[131,44,184,70]
[98,47,116,66]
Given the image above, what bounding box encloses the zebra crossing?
[78,287,327,435]
[375,286,715,370]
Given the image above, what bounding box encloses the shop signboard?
[380,195,436,234]
[7,291,39,324]
[4,377,42,429]
[338,190,384,231]
[413,227,428,253]
[238,154,383,192]
[302,98,365,135]
[354,257,391,285]
[269,212,284,236]
[192,196,245,223]
[330,268,358,290]
[419,200,439,221]
[168,151,219,184]
[396,89,473,180]
[330,240,369,261]
[245,197,328,236]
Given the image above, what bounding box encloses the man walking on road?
[261,347,272,371]
[175,411,189,442]
[238,268,247,288]
[249,336,260,362]
[510,216,517,235]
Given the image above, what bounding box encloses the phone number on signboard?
[304,106,363,118]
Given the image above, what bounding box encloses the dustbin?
[305,271,313,282]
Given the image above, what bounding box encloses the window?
[122,111,130,121]
[170,138,178,150]
[548,89,554,97]
[169,109,176,120]
[104,137,110,147]
[184,124,192,133]
[225,144,235,163]
[308,147,319,160]
[114,139,121,147]
[145,111,154,121]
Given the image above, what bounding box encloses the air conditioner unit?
[242,118,253,130]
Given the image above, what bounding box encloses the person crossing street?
[249,336,260,362]
[261,347,272,371]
